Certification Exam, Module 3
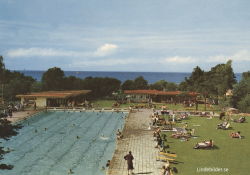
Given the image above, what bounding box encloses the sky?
[0,0,250,72]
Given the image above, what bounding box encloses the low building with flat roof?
[124,89,199,103]
[16,90,91,107]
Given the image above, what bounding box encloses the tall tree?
[134,76,148,89]
[3,71,35,100]
[231,73,250,108]
[208,60,236,97]
[41,67,65,90]
[150,80,177,91]
[82,77,121,98]
[121,80,134,90]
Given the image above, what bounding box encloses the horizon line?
[10,69,243,74]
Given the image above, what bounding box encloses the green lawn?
[92,100,116,108]
[162,115,250,175]
[154,103,221,112]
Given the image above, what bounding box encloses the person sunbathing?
[171,132,191,139]
[217,121,229,129]
[194,139,213,149]
[233,117,246,123]
[230,131,242,139]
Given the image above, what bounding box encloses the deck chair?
[156,156,175,162]
[159,152,177,158]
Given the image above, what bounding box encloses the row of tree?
[1,56,250,112]
[0,60,177,101]
[40,67,177,99]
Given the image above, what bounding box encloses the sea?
[17,70,242,84]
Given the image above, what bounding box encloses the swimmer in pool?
[76,136,80,139]
[68,169,73,174]
[44,128,47,131]
[35,129,37,133]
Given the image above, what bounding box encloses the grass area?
[154,103,221,112]
[162,115,250,175]
[92,100,116,108]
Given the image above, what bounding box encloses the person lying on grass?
[217,121,230,129]
[230,131,242,139]
[233,117,246,123]
[171,132,191,139]
[194,139,213,149]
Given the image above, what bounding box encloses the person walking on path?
[124,151,134,175]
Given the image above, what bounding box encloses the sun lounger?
[156,156,175,162]
[159,152,177,158]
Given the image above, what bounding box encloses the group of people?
[0,103,23,118]
[217,116,245,139]
[151,111,161,126]
[154,129,165,149]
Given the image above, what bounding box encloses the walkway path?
[7,110,41,123]
[108,109,162,175]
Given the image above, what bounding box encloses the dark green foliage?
[134,76,148,89]
[208,60,236,96]
[41,67,65,90]
[121,76,148,90]
[121,80,134,90]
[231,74,250,109]
[82,77,121,98]
[180,61,236,101]
[40,68,122,98]
[150,80,177,91]
[181,66,206,92]
[63,76,83,90]
[31,81,43,92]
[4,74,35,101]
[237,94,250,113]
[2,70,35,101]
[242,71,250,79]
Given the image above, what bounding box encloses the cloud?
[164,56,196,63]
[207,50,250,62]
[94,43,118,56]
[6,48,83,57]
[6,44,118,58]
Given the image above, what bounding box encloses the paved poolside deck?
[108,109,162,175]
[6,110,41,123]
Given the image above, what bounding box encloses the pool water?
[0,111,126,175]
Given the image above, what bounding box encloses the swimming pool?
[0,111,127,175]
